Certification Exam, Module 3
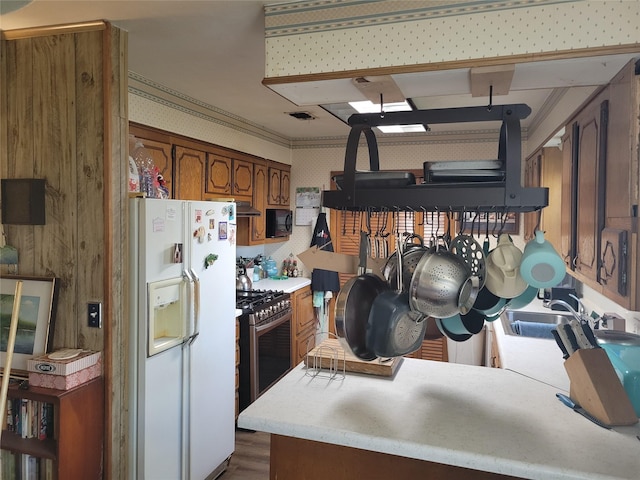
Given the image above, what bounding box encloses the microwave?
[266,209,293,238]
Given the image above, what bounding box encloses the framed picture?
[0,275,58,377]
[458,211,520,235]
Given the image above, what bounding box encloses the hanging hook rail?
[322,104,548,213]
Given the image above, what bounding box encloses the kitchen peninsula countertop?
[238,358,640,479]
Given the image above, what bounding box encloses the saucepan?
[382,233,429,292]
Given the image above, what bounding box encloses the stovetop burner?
[236,289,289,313]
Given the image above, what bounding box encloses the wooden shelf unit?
[1,377,104,480]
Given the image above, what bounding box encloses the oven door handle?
[253,310,292,334]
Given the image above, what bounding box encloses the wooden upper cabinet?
[280,168,290,205]
[251,161,267,243]
[560,126,576,269]
[174,145,206,200]
[574,94,607,283]
[206,153,232,195]
[267,163,291,207]
[523,151,541,242]
[233,158,253,198]
[206,154,253,198]
[129,124,173,197]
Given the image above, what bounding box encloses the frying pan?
[367,234,427,357]
[335,273,388,361]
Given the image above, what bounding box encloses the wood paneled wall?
[1,23,129,480]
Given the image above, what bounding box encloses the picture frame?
[0,275,58,377]
[458,211,520,235]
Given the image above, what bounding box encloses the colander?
[409,247,480,319]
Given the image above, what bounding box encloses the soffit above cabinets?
[268,53,639,131]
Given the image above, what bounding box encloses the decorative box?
[27,351,102,390]
[28,358,102,390]
[27,350,101,376]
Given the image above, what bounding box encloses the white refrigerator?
[129,198,236,480]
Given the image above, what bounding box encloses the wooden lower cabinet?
[0,378,104,479]
[269,434,520,480]
[405,337,448,362]
[235,318,240,420]
[291,286,317,366]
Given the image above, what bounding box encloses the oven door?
[239,309,292,412]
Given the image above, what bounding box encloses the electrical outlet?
[88,302,102,328]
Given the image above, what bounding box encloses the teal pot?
[519,230,566,288]
[508,285,539,310]
[440,309,485,336]
[435,318,472,343]
[473,287,507,319]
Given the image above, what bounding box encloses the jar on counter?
[264,257,278,278]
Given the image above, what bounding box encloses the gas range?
[236,289,292,326]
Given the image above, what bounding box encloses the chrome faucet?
[547,299,586,325]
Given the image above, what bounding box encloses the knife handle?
[581,322,601,348]
[551,329,570,359]
[556,392,576,408]
[570,319,593,349]
[557,324,577,355]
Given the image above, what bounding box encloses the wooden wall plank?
[3,38,36,274]
[31,33,78,349]
[75,30,105,350]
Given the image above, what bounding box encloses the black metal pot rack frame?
[321,103,549,213]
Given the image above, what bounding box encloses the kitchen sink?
[500,310,573,338]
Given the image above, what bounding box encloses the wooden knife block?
[564,348,638,426]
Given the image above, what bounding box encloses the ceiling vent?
[288,111,315,120]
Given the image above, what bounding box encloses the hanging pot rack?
[321,103,548,213]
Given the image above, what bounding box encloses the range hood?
[322,103,548,213]
[236,200,261,217]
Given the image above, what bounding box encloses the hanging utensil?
[450,211,487,289]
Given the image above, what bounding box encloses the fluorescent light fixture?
[348,100,426,133]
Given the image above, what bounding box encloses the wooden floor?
[219,430,271,480]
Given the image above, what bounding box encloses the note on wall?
[295,187,321,226]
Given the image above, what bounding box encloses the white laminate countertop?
[491,302,571,392]
[250,276,311,293]
[238,359,640,480]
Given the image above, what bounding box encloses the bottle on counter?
[253,264,261,283]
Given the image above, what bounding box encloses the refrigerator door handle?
[182,269,196,346]
[187,268,200,345]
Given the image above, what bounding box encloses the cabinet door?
[292,286,316,365]
[233,158,253,197]
[206,153,232,195]
[279,167,290,206]
[268,166,281,205]
[129,125,173,197]
[174,145,206,200]
[251,162,267,242]
[523,151,541,241]
[560,126,577,269]
[574,98,608,282]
